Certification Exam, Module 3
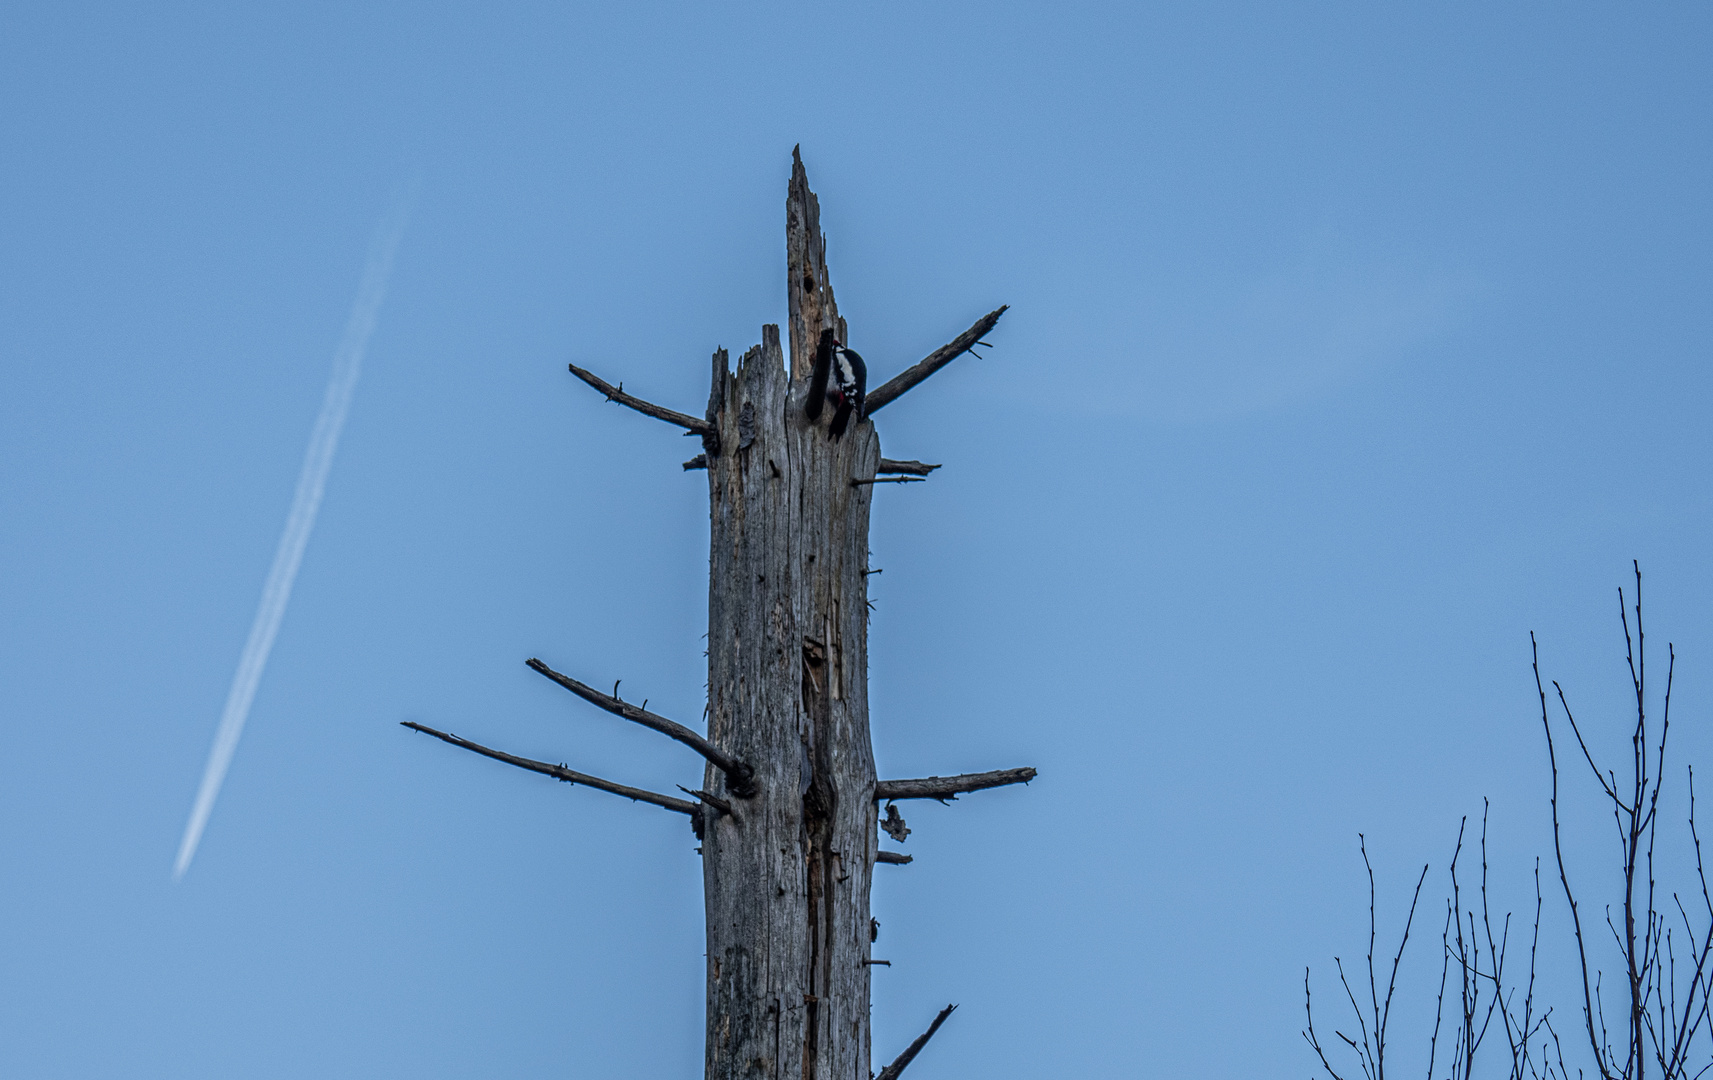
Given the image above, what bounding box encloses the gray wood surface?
[786,146,847,380]
[411,153,1033,1080]
[702,311,881,1078]
[698,161,1032,1079]
[875,767,1038,802]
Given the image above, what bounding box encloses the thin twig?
[853,476,925,486]
[400,721,697,815]
[1429,902,1451,1080]
[567,363,715,435]
[1537,630,1613,1079]
[1371,837,1431,1080]
[1668,764,1713,1075]
[1305,967,1352,1080]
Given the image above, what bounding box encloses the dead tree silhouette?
[404,149,1036,1080]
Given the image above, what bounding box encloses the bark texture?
[702,317,880,1079]
[700,157,883,1080]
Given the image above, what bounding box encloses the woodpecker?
[828,341,866,438]
[804,327,867,438]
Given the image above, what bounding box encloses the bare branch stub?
[678,785,735,817]
[863,306,1008,416]
[567,362,716,440]
[877,459,941,476]
[875,1004,957,1080]
[526,658,756,797]
[400,721,697,815]
[875,767,1037,802]
[876,851,913,865]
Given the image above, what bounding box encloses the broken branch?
[877,459,941,476]
[876,851,914,865]
[852,476,925,487]
[863,307,1008,416]
[526,658,757,797]
[683,454,708,471]
[875,1004,957,1080]
[875,767,1037,802]
[527,654,757,798]
[400,721,697,815]
[678,785,734,817]
[567,363,715,436]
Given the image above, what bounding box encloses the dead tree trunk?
[406,148,1031,1080]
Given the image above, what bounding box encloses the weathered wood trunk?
[404,148,1031,1080]
[702,156,879,1080]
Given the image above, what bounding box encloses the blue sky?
[2,4,1709,1077]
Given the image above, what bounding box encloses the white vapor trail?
[174,196,411,881]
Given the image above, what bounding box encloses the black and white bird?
[805,327,866,438]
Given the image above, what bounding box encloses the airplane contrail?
[174,194,412,881]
